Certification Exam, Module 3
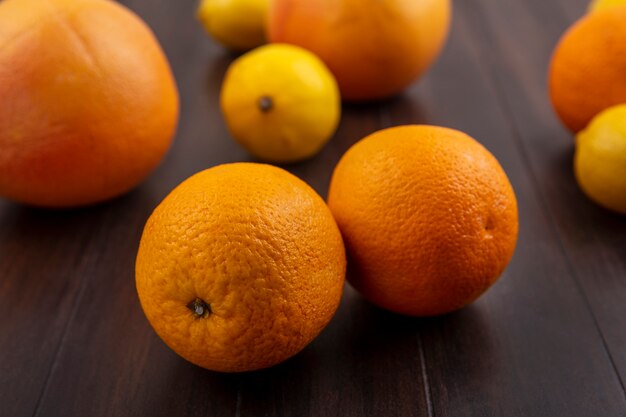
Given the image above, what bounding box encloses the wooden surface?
[1,0,625,416]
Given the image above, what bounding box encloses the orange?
[268,0,451,101]
[136,163,346,372]
[549,7,626,133]
[0,0,179,207]
[327,126,518,316]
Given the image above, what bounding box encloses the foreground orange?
[549,6,626,132]
[328,126,518,316]
[136,163,346,372]
[268,0,451,101]
[0,0,179,207]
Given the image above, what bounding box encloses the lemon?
[220,44,341,163]
[575,104,626,214]
[197,0,268,51]
[589,0,626,12]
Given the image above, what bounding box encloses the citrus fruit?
[220,44,340,163]
[136,163,346,372]
[589,0,626,12]
[575,105,626,214]
[0,0,179,207]
[549,7,626,132]
[327,126,519,316]
[268,0,451,101]
[197,0,268,51]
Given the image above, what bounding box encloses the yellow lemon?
[220,44,341,163]
[575,104,626,214]
[197,0,268,51]
[589,0,626,12]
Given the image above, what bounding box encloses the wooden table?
[1,0,625,416]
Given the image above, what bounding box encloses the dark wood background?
[1,0,625,416]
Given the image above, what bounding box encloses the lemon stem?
[258,96,273,112]
[187,298,211,318]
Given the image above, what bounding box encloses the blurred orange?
[268,0,451,101]
[549,6,626,132]
[0,0,179,207]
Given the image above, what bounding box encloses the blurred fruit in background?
[328,126,518,316]
[588,0,626,12]
[136,163,346,372]
[197,0,268,51]
[268,0,451,101]
[221,44,340,163]
[575,105,626,215]
[0,0,179,208]
[549,6,626,132]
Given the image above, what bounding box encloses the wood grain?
[0,0,624,416]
